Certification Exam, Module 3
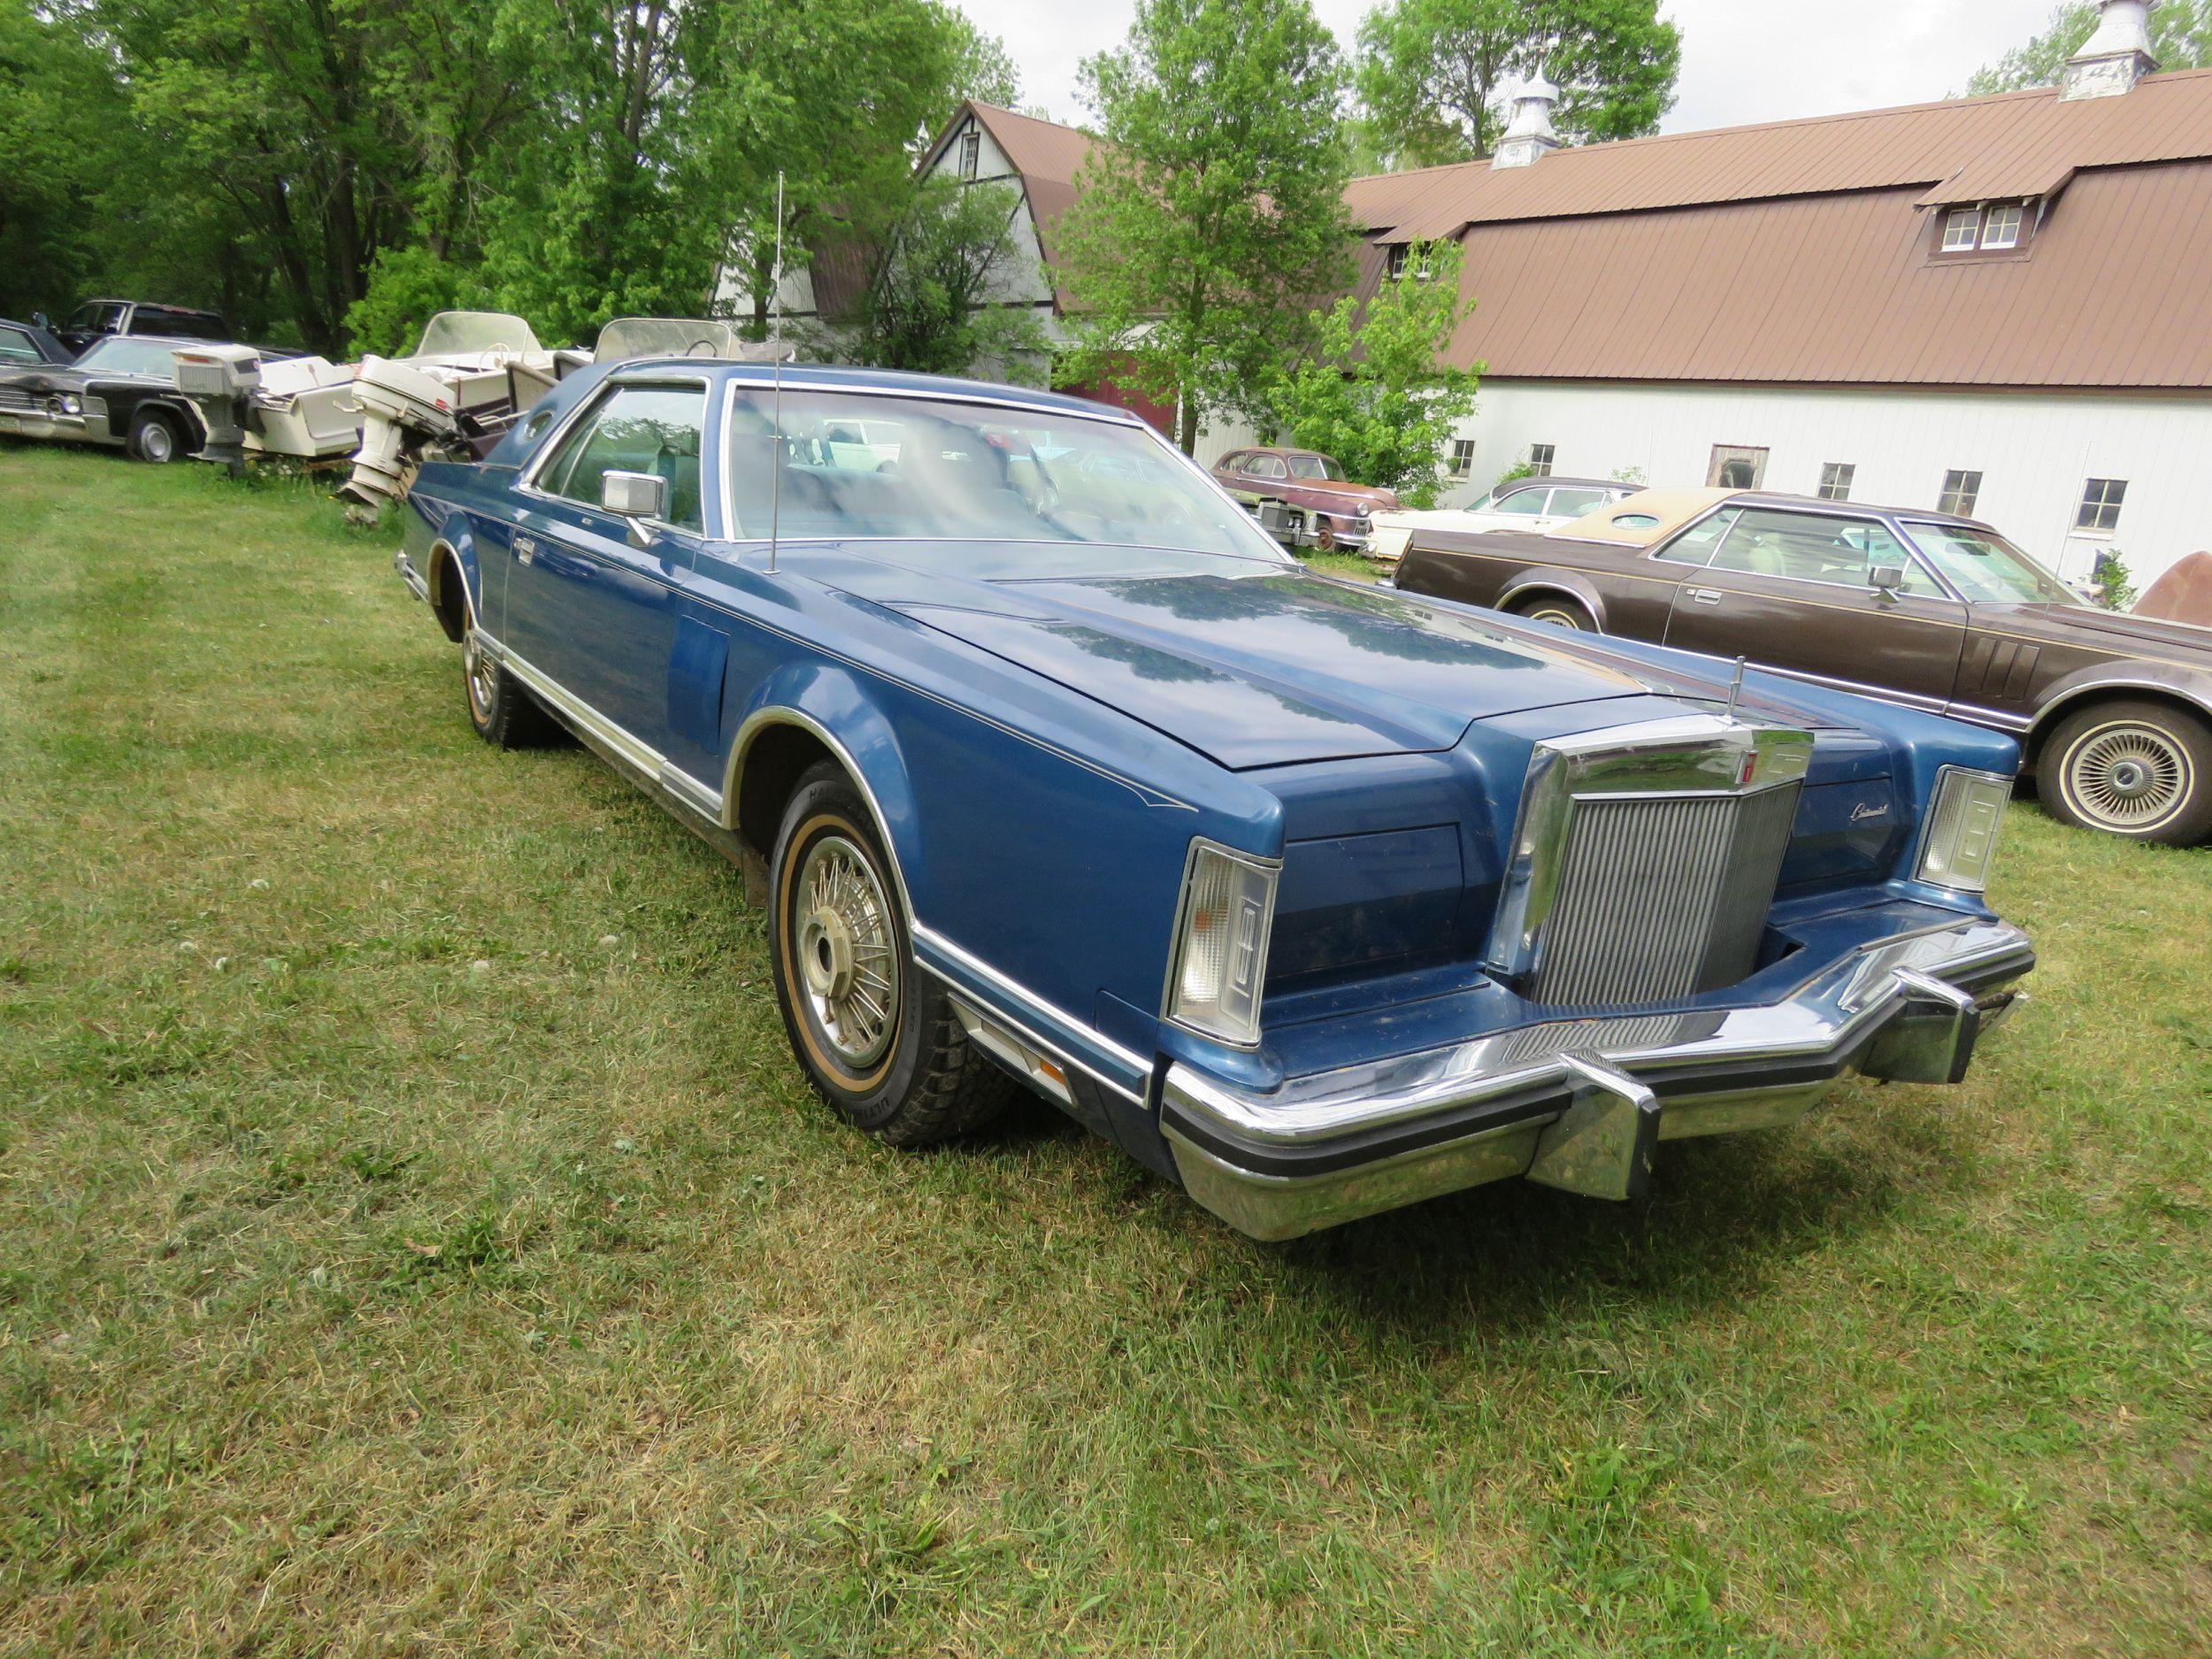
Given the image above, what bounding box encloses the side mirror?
[601,469,666,546]
[1869,563,1905,599]
[31,311,50,330]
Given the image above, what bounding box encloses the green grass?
[1,442,2208,1656]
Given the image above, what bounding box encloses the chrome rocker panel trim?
[1162,917,2032,1240]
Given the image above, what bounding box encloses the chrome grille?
[1531,781,1802,1005]
[0,388,39,413]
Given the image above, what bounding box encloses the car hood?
[865,559,1803,770]
[1980,601,2212,656]
[0,364,142,393]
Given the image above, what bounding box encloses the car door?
[505,377,712,745]
[1662,505,1966,708]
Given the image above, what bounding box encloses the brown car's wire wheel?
[776,814,902,1092]
[2047,699,2212,843]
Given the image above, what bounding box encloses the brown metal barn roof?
[964,103,1101,282]
[1345,67,2212,237]
[1442,158,2212,389]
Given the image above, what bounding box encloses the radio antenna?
[768,349,783,573]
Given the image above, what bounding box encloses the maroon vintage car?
[1211,447,1400,553]
[1390,487,2212,847]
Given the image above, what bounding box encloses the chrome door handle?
[514,535,537,566]
[1688,587,1724,603]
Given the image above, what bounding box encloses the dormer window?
[958,128,980,180]
[1936,201,2033,257]
[1386,243,1409,280]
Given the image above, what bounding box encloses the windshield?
[1286,454,1342,480]
[595,318,739,362]
[412,311,542,357]
[77,338,180,377]
[727,388,1288,568]
[1904,522,2080,606]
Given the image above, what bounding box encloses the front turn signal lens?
[1166,841,1278,1048]
[1916,766,2011,893]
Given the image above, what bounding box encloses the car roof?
[1496,475,1624,492]
[82,298,223,316]
[1723,489,1997,533]
[618,359,1155,424]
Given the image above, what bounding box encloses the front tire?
[463,627,560,749]
[128,409,185,465]
[768,764,1011,1147]
[2041,698,2212,845]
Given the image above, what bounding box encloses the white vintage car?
[1368,475,1638,565]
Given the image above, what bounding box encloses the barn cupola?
[1493,73,1563,169]
[2063,0,2159,100]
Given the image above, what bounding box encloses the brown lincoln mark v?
[1211,446,1400,554]
[1391,488,2212,846]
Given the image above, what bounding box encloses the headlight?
[1916,766,2011,892]
[52,394,81,416]
[1166,841,1279,1047]
[1356,502,1371,518]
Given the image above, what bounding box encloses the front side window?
[1939,469,1983,517]
[1527,443,1555,477]
[539,383,709,531]
[2075,477,2127,533]
[1247,455,1287,480]
[1906,523,2078,606]
[1942,208,1981,251]
[725,387,1285,569]
[1709,508,1939,595]
[1448,438,1474,478]
[71,302,124,332]
[1818,462,1855,502]
[1493,487,1548,516]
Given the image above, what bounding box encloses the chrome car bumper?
[0,411,92,442]
[1162,917,2032,1240]
[395,549,429,603]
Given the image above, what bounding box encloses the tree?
[1057,0,1355,455]
[1356,0,1680,166]
[1968,2,2212,94]
[1265,242,1481,506]
[841,177,1048,382]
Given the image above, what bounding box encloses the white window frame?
[1981,204,2024,250]
[1527,443,1555,477]
[1941,208,1981,252]
[1938,469,1983,518]
[1818,463,1855,502]
[2074,477,2127,534]
[958,129,980,180]
[1448,438,1475,478]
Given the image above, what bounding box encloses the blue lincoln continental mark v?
[396,361,2033,1240]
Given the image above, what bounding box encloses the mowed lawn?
[2,443,2208,1659]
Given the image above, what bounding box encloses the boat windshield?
[1904,521,2081,606]
[726,386,1289,570]
[595,318,739,362]
[412,311,542,357]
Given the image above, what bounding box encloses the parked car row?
[384,358,2039,1239]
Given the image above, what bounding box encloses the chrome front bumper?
[1162,918,2032,1240]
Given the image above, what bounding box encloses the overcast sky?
[956,0,2066,134]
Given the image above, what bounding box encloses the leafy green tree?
[841,178,1048,382]
[1968,2,2212,93]
[1265,242,1481,506]
[1058,0,1355,454]
[1356,0,1680,166]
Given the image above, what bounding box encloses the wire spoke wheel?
[2064,723,2190,828]
[793,834,900,1071]
[464,631,498,724]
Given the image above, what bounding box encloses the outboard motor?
[172,343,264,470]
[338,355,461,518]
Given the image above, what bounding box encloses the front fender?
[2029,659,2212,749]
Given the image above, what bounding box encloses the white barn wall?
[1448,380,2212,588]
